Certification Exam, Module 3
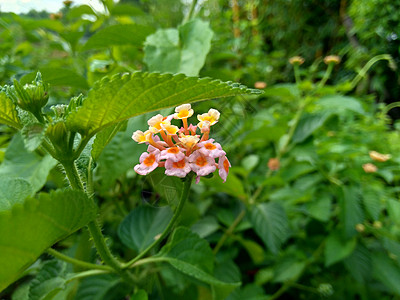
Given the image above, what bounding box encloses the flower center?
[144,154,156,166]
[196,156,208,167]
[173,159,186,169]
[223,159,230,172]
[167,147,180,154]
[204,143,216,150]
[177,110,189,118]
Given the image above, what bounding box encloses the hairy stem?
[47,248,112,271]
[123,173,194,269]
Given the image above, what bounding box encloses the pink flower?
[188,150,216,177]
[160,147,185,162]
[197,139,226,158]
[165,157,191,177]
[134,149,161,175]
[218,156,231,183]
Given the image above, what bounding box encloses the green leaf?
[74,274,130,300]
[212,259,241,300]
[362,187,381,220]
[324,231,357,267]
[249,202,290,254]
[306,194,332,222]
[226,284,268,300]
[29,260,66,300]
[292,112,330,144]
[158,227,214,274]
[160,257,240,288]
[372,253,400,296]
[317,95,365,114]
[0,91,21,129]
[273,259,306,282]
[21,123,46,151]
[191,216,220,238]
[110,4,145,16]
[236,237,265,265]
[202,169,246,200]
[21,68,89,89]
[144,19,213,76]
[0,176,32,211]
[130,289,148,300]
[340,186,364,237]
[66,72,258,138]
[344,244,372,283]
[0,134,57,192]
[67,5,96,19]
[82,24,155,50]
[118,205,173,252]
[0,190,97,291]
[387,199,400,226]
[91,122,125,161]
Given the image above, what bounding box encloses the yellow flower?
[132,130,151,144]
[148,114,170,133]
[289,56,305,65]
[161,123,180,135]
[179,134,200,148]
[174,104,194,119]
[369,151,391,162]
[323,55,341,65]
[362,163,377,173]
[197,109,220,125]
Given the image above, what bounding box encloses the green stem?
[87,157,94,197]
[123,173,194,269]
[62,160,135,284]
[183,0,198,23]
[350,54,394,90]
[47,248,112,271]
[66,269,111,283]
[318,62,334,89]
[383,101,400,115]
[213,209,246,254]
[293,64,302,85]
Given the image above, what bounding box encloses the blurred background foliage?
[2,0,400,299]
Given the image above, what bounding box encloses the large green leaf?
[0,176,32,211]
[0,91,21,129]
[0,133,57,193]
[249,202,290,254]
[292,112,330,144]
[0,190,97,291]
[66,72,259,138]
[324,231,357,267]
[144,18,213,76]
[156,227,240,293]
[82,24,155,50]
[118,206,173,252]
[372,253,400,296]
[340,186,364,237]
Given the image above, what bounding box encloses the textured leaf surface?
[372,253,400,296]
[144,19,213,76]
[0,176,32,211]
[21,123,47,151]
[0,91,21,129]
[118,206,173,252]
[0,190,96,291]
[82,24,154,50]
[249,202,290,254]
[74,274,129,300]
[66,72,259,138]
[340,186,364,237]
[0,134,57,192]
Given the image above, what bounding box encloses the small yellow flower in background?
[132,104,230,183]
[268,158,280,171]
[369,150,391,162]
[254,81,267,89]
[373,221,383,229]
[363,163,378,173]
[324,55,341,65]
[289,56,305,65]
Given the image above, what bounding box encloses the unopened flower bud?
[324,55,341,65]
[63,0,73,7]
[373,221,382,229]
[362,163,377,173]
[355,223,365,232]
[369,151,391,162]
[289,56,305,65]
[268,158,280,171]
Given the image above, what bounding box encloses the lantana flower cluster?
[132,104,230,183]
